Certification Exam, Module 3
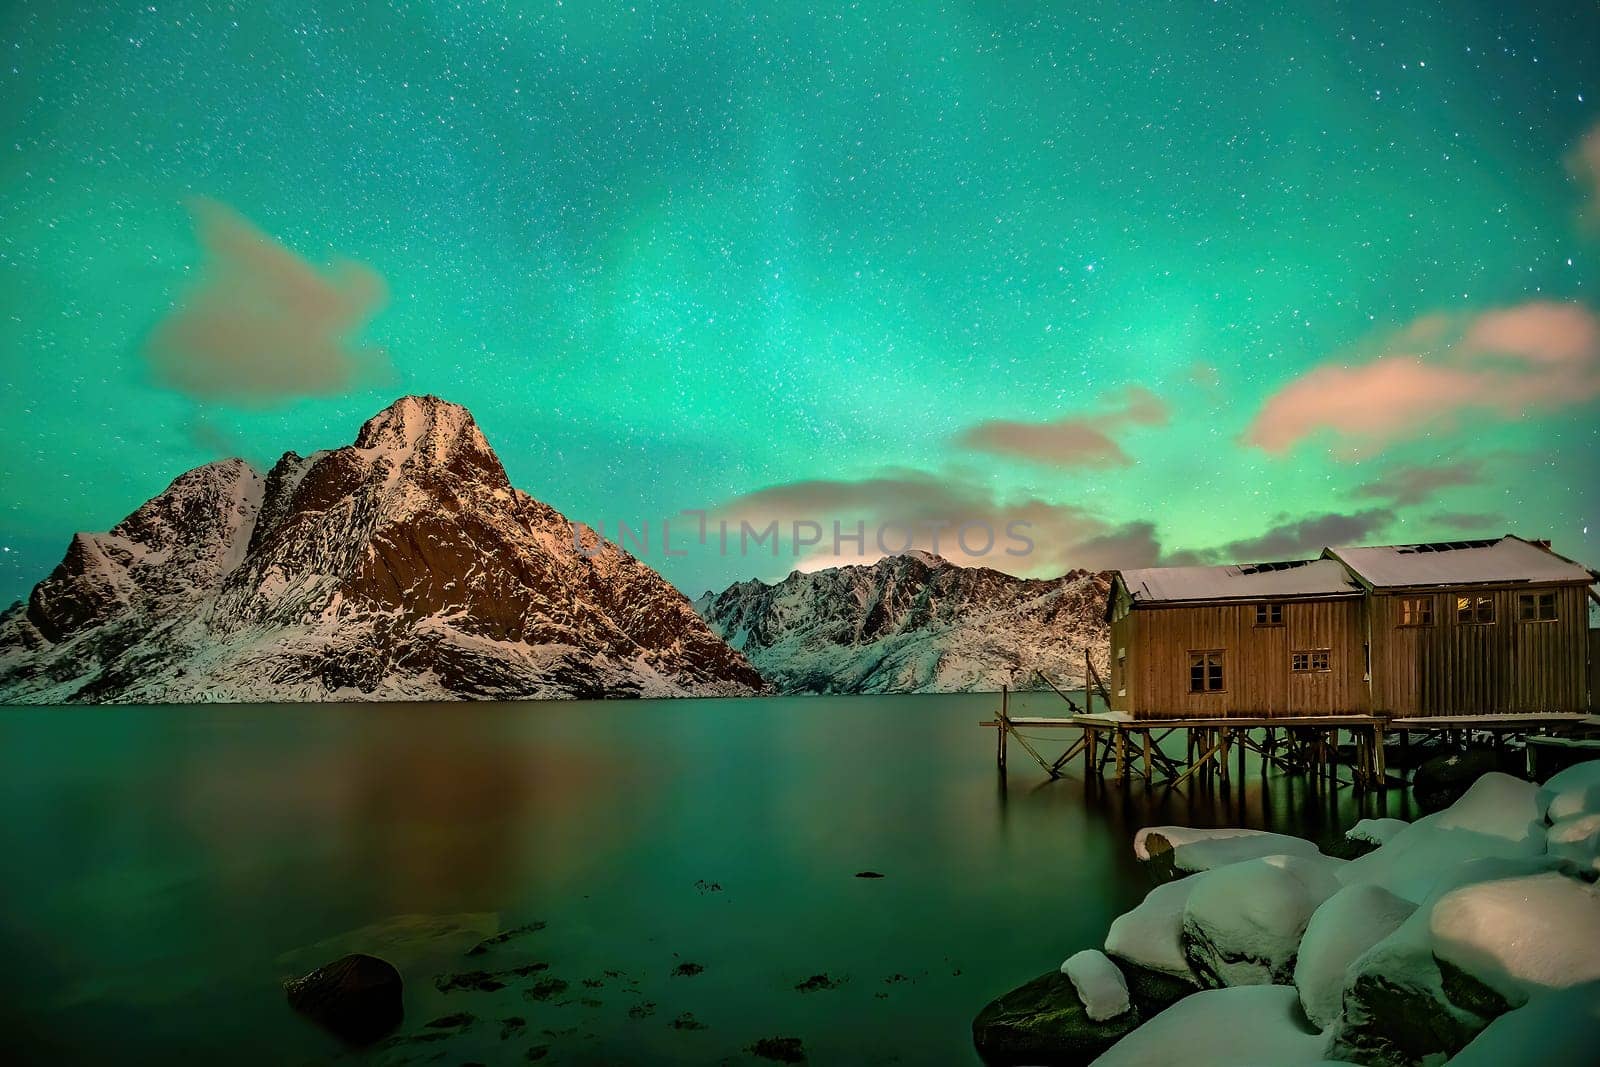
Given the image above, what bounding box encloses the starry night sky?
[2,1,1598,603]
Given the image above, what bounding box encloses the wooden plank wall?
[1123,598,1367,719]
[1368,584,1589,715]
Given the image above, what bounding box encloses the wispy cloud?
[142,199,389,406]
[1243,301,1600,455]
[1167,509,1396,565]
[1351,459,1486,507]
[716,468,1164,573]
[955,385,1168,468]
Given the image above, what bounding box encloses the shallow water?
[0,694,1414,1064]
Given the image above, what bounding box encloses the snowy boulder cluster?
[973,761,1600,1066]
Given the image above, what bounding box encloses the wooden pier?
[983,683,1597,792]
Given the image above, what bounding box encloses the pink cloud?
[1244,301,1600,455]
[143,199,389,406]
[715,469,1164,574]
[956,385,1169,468]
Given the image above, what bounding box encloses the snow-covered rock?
[1294,882,1416,1029]
[1105,876,1201,982]
[0,396,765,702]
[1537,760,1600,824]
[1443,980,1600,1067]
[1180,854,1344,987]
[1328,854,1566,1066]
[1545,812,1600,875]
[693,553,1109,694]
[1088,985,1327,1067]
[1429,871,1600,1008]
[1062,949,1131,1021]
[1347,818,1410,847]
[1135,826,1326,875]
[1339,773,1545,903]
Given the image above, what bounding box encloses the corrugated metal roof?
[1119,557,1362,603]
[1326,535,1594,588]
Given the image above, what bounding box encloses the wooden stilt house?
[1108,535,1597,720]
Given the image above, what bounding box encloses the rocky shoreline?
[973,760,1600,1066]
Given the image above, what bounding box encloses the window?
[1399,597,1433,626]
[1292,649,1331,673]
[1255,602,1284,626]
[1518,592,1558,622]
[1188,650,1225,693]
[1455,595,1494,624]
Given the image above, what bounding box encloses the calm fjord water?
[0,694,1410,1064]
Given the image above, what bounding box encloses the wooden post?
[1237,726,1247,783]
[1143,730,1153,782]
[1219,727,1231,786]
[1088,646,1100,713]
[1115,728,1128,783]
[997,685,1008,774]
[1374,723,1387,790]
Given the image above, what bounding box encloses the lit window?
[1291,649,1331,673]
[1399,597,1433,626]
[1455,596,1494,624]
[1518,592,1558,621]
[1188,650,1225,693]
[1255,602,1284,626]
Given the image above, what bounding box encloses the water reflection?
[0,696,1410,1064]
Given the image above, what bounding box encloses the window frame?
[1291,648,1332,673]
[1188,649,1226,694]
[1254,602,1284,627]
[1398,596,1434,627]
[1517,591,1559,622]
[1455,594,1495,625]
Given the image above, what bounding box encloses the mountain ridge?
[693,552,1111,695]
[0,395,764,702]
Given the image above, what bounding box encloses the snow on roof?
[1327,535,1594,589]
[1118,557,1361,603]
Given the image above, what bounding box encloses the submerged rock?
[1412,748,1518,813]
[748,1035,806,1062]
[283,953,403,1044]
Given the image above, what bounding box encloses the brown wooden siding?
[1367,584,1589,716]
[1121,598,1367,719]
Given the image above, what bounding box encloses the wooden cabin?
[1108,535,1596,720]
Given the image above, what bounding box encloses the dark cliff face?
[1,395,763,702]
[694,552,1110,694]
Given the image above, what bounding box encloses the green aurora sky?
[2,0,1598,604]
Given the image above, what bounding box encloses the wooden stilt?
[1374,723,1387,790]
[997,685,1008,774]
[1142,730,1153,782]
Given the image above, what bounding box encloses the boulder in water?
[1412,748,1516,813]
[283,952,403,1044]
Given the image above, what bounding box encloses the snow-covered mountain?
[692,551,1111,695]
[0,396,764,702]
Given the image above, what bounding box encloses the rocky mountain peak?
[350,393,508,489]
[1,397,762,702]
